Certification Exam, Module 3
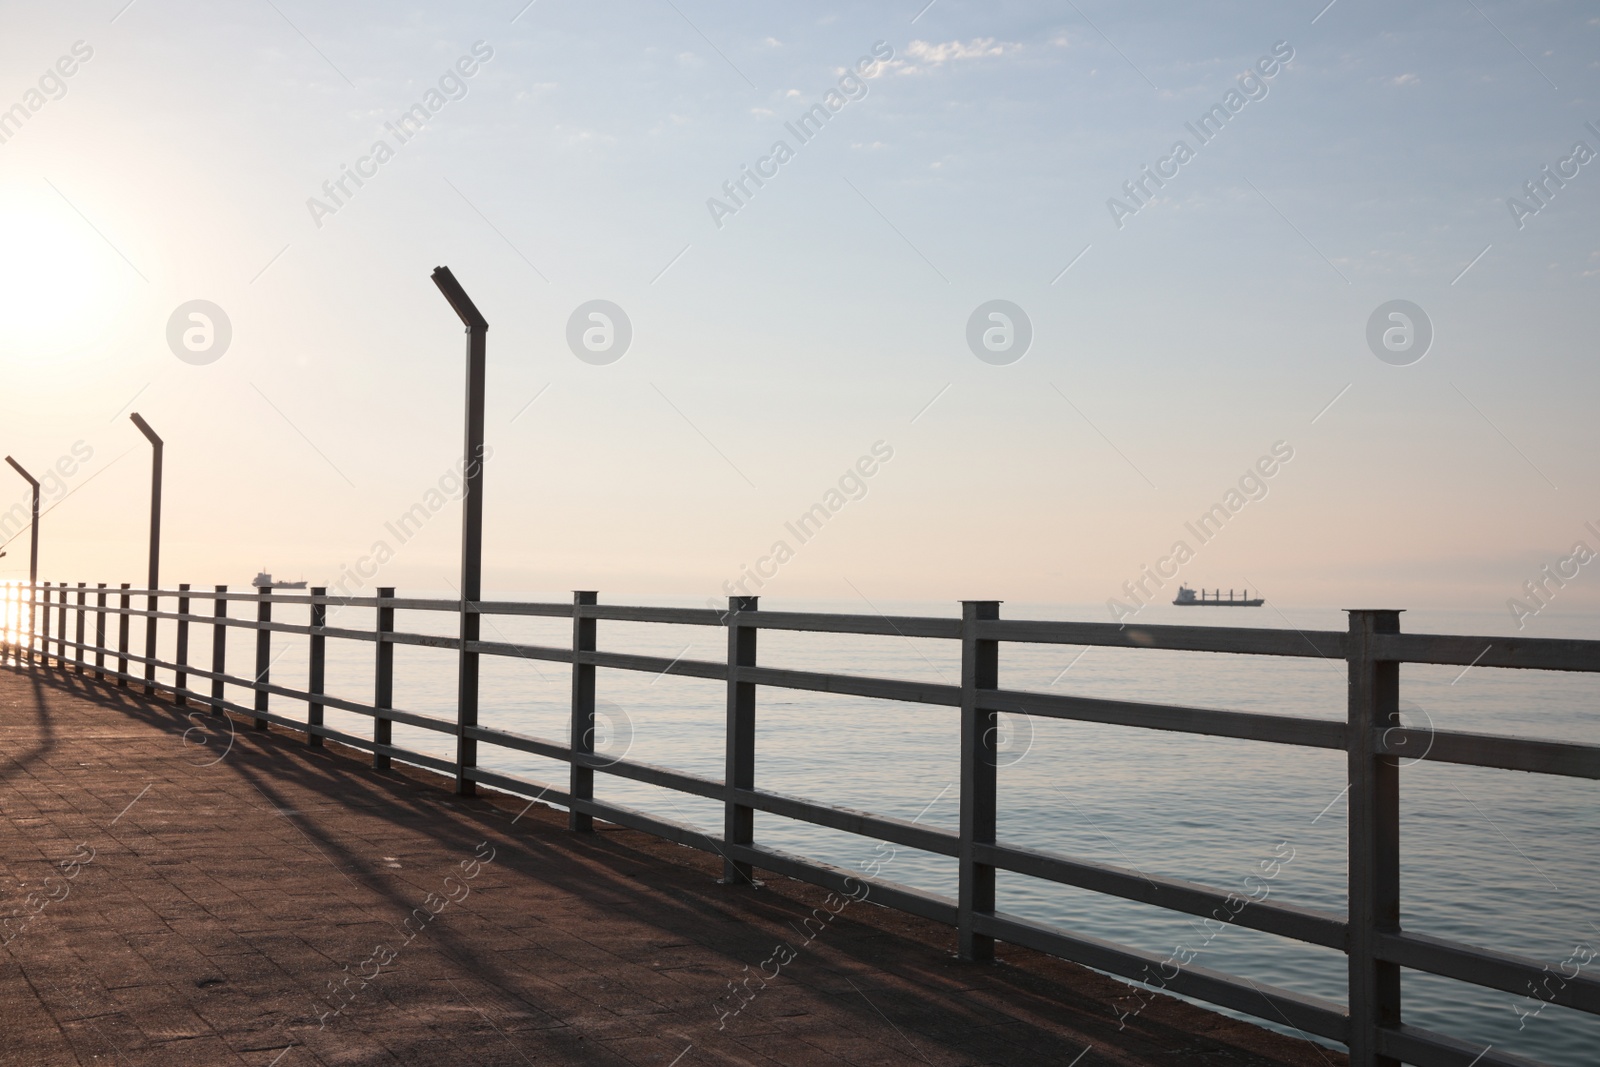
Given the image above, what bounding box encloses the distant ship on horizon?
[1173,585,1263,607]
[252,571,307,590]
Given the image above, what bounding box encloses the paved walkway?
[0,664,1345,1066]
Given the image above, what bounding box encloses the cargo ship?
[252,571,307,590]
[1173,585,1262,606]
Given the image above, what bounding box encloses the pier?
[3,582,1597,1065]
[2,650,1337,1066]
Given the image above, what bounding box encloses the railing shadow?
[0,660,58,789]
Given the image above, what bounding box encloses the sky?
[0,0,1597,625]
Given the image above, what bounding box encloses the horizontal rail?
[471,600,572,618]
[466,638,570,665]
[210,706,455,776]
[463,766,572,808]
[733,788,960,858]
[726,841,959,926]
[740,610,962,640]
[466,725,725,802]
[976,911,1350,1043]
[979,619,1347,660]
[980,688,1345,749]
[740,664,961,707]
[1376,1023,1544,1067]
[976,842,1347,950]
[1379,727,1600,780]
[467,726,960,856]
[387,630,461,651]
[452,765,962,926]
[1374,632,1600,672]
[123,679,456,775]
[1376,930,1600,1014]
[590,649,724,680]
[577,603,725,626]
[42,637,453,732]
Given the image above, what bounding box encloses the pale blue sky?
[1,0,1597,622]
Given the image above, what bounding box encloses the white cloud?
[1390,73,1420,87]
[905,37,1020,65]
[881,38,1022,76]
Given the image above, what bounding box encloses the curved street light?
[130,413,163,692]
[4,456,40,662]
[431,266,488,797]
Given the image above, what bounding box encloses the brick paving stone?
[1,664,1348,1066]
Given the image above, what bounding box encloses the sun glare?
[0,199,123,355]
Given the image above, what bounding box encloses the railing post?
[143,581,158,695]
[254,587,270,730]
[455,587,480,796]
[1346,609,1404,1067]
[74,583,85,674]
[54,582,67,667]
[94,583,107,680]
[116,583,131,686]
[308,587,326,748]
[210,587,227,714]
[39,583,52,667]
[958,599,1001,962]
[174,583,190,706]
[27,580,37,665]
[569,591,598,832]
[39,583,51,666]
[721,595,760,885]
[373,587,395,769]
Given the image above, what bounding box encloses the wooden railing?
[4,579,1597,1067]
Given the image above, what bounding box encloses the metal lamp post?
[431,266,489,797]
[5,456,40,662]
[130,413,163,692]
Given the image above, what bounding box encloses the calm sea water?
[97,591,1600,1064]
